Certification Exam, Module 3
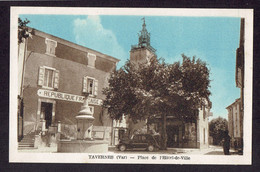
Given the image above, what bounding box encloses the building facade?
[127,19,211,149]
[226,18,244,153]
[18,28,119,148]
[226,98,242,149]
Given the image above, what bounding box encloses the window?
[45,38,57,56]
[38,66,59,89]
[87,78,94,94]
[83,76,98,96]
[44,68,54,87]
[133,135,138,141]
[87,53,96,68]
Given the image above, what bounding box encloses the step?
[20,142,34,144]
[20,139,34,142]
[19,142,34,145]
[18,147,37,150]
[19,143,34,145]
[18,145,34,148]
[19,142,34,144]
[19,139,34,143]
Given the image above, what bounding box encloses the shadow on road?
[204,151,239,155]
[204,151,224,155]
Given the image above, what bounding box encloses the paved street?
[110,145,238,155]
[18,145,240,155]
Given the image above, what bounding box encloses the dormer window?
[87,53,96,68]
[45,38,57,56]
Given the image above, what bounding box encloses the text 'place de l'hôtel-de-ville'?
[17,20,212,150]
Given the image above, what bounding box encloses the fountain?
[57,93,109,153]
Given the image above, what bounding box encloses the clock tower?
[130,18,156,65]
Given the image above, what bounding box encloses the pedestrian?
[234,140,237,150]
[223,130,231,155]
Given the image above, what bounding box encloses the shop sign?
[37,89,103,105]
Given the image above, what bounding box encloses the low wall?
[57,139,109,153]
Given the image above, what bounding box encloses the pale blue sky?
[20,15,241,120]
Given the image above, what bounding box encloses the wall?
[197,107,209,149]
[18,41,26,96]
[22,31,118,136]
[227,99,242,148]
[130,47,155,65]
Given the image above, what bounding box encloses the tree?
[103,54,211,149]
[18,17,34,44]
[209,117,228,145]
[17,17,34,141]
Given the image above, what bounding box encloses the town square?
[10,7,253,164]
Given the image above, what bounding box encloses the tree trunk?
[195,119,198,148]
[181,120,185,148]
[160,113,167,150]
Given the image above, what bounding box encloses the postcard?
[10,7,253,164]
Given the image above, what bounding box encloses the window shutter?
[54,70,60,89]
[83,76,88,93]
[38,66,45,86]
[94,79,98,96]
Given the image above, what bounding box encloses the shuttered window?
[83,76,98,96]
[38,66,59,89]
[44,69,53,87]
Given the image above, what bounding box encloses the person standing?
[223,130,231,155]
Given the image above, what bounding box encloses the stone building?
[226,18,245,153]
[127,19,211,149]
[226,98,242,149]
[18,28,119,148]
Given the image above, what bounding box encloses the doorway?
[41,102,53,129]
[166,125,179,148]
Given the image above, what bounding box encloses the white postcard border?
[9,7,253,164]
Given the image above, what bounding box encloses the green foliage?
[103,54,211,123]
[18,17,34,44]
[209,117,228,145]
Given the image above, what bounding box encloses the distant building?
[226,98,242,148]
[126,18,212,149]
[18,28,119,148]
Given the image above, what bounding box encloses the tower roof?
[131,17,156,53]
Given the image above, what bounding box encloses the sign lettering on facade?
[37,89,103,105]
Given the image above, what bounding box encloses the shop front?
[148,117,198,148]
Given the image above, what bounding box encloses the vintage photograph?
[10,7,253,164]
